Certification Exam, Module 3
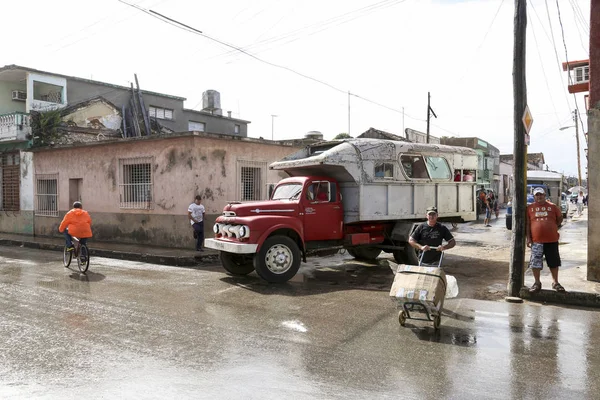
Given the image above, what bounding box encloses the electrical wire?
[555,0,586,135]
[528,8,562,127]
[118,0,431,127]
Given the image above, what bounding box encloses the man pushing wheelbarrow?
[390,206,457,330]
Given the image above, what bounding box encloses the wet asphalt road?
[1,246,600,399]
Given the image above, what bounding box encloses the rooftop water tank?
[202,90,222,115]
[305,131,323,140]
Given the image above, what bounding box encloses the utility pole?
[426,92,437,144]
[271,115,277,140]
[348,91,351,137]
[508,0,527,298]
[573,110,583,186]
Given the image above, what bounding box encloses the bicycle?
[63,236,90,273]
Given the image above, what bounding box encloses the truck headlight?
[239,225,248,238]
[213,223,219,234]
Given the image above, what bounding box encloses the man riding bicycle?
[59,201,93,251]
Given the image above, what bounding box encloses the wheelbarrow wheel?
[433,315,441,330]
[398,311,406,326]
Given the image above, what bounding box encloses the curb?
[519,287,600,309]
[0,239,219,267]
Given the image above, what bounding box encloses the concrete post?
[587,0,600,281]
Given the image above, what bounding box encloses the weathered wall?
[0,81,26,114]
[0,211,33,235]
[181,109,248,137]
[33,133,298,247]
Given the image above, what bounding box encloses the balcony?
[0,112,31,142]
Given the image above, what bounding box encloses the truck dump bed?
[270,139,478,224]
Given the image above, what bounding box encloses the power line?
[195,0,407,64]
[528,8,562,127]
[118,0,434,128]
[554,0,586,135]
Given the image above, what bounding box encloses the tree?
[334,133,352,140]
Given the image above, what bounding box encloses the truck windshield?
[271,183,303,200]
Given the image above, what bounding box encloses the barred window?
[35,174,58,217]
[119,157,154,209]
[1,152,20,211]
[237,160,267,201]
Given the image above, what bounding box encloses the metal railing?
[0,112,31,142]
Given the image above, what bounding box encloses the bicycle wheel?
[63,246,72,268]
[77,245,90,273]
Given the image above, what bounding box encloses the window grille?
[236,160,267,201]
[1,152,20,211]
[35,174,58,217]
[149,106,174,120]
[119,157,154,209]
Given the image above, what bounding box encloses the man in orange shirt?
[58,201,93,251]
[527,187,564,293]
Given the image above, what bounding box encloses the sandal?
[528,282,542,293]
[552,282,566,293]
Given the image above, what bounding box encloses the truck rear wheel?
[348,247,381,261]
[220,252,255,276]
[254,236,301,283]
[393,248,419,265]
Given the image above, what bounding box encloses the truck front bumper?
[204,238,258,254]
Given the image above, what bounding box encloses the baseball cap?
[533,187,545,195]
[426,206,438,214]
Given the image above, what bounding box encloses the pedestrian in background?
[527,187,565,293]
[576,191,584,216]
[188,195,206,251]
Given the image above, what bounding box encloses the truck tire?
[254,236,301,283]
[348,247,381,261]
[220,252,255,276]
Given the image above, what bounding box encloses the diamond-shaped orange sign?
[522,105,533,134]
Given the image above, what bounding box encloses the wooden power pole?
[508,0,528,297]
[426,92,437,144]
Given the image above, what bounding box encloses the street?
[1,244,599,399]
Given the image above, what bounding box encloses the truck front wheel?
[220,252,255,276]
[254,236,301,283]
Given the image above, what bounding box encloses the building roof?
[182,108,250,124]
[500,152,545,165]
[357,127,409,142]
[0,64,186,101]
[528,170,563,181]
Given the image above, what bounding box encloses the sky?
[0,0,591,176]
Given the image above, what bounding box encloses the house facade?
[0,64,250,236]
[32,132,302,248]
[440,137,500,193]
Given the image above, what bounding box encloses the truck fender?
[255,223,306,255]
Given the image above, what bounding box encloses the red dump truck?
[204,139,478,283]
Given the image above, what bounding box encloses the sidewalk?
[518,205,600,307]
[0,233,219,267]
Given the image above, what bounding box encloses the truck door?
[303,180,344,241]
